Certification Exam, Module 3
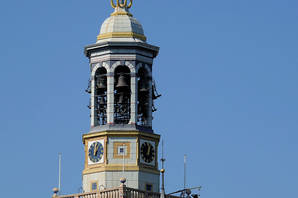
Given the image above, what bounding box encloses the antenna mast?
[58,153,62,194]
[160,140,166,198]
[184,154,187,190]
[161,140,165,169]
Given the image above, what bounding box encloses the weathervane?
[111,0,133,9]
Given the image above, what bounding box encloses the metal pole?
[162,140,165,169]
[122,144,125,175]
[58,153,62,193]
[184,154,187,190]
[161,140,166,198]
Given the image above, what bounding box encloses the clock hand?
[147,145,151,156]
[96,144,99,155]
[94,143,99,156]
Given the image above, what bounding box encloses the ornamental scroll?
[111,0,133,9]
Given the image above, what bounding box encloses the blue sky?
[0,0,297,198]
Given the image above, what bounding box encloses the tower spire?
[111,0,133,9]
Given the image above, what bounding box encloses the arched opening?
[114,66,131,124]
[137,67,150,126]
[95,67,107,125]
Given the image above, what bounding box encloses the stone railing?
[52,185,179,198]
[125,187,161,198]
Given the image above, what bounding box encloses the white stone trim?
[110,61,121,73]
[107,75,114,124]
[125,62,137,124]
[90,54,154,65]
[124,61,136,73]
[129,75,137,124]
[90,74,97,127]
[111,61,136,73]
[91,62,110,77]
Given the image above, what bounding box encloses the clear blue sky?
[0,0,297,198]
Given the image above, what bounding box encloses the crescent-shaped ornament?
[127,0,133,8]
[110,0,116,8]
[119,0,127,8]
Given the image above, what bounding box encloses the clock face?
[140,142,155,163]
[88,142,104,163]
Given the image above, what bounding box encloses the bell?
[99,97,106,105]
[118,92,125,104]
[139,80,148,93]
[116,74,129,89]
[96,77,107,90]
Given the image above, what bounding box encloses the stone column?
[90,75,98,127]
[129,72,137,124]
[107,72,114,124]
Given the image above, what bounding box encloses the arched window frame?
[90,62,109,127]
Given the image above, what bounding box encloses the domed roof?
[97,6,146,43]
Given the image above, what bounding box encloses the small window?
[91,182,97,191]
[145,184,153,192]
[118,145,127,155]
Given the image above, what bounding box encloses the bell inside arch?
[118,92,125,104]
[116,73,129,89]
[96,76,107,90]
[99,97,106,105]
[139,79,148,93]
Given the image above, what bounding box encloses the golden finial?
[111,0,133,9]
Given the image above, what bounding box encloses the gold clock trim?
[113,142,131,159]
[83,165,160,175]
[83,131,160,144]
[85,138,106,168]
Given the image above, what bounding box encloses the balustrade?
[53,186,179,198]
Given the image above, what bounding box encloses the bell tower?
[83,0,161,193]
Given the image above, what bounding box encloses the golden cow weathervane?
[111,0,133,9]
